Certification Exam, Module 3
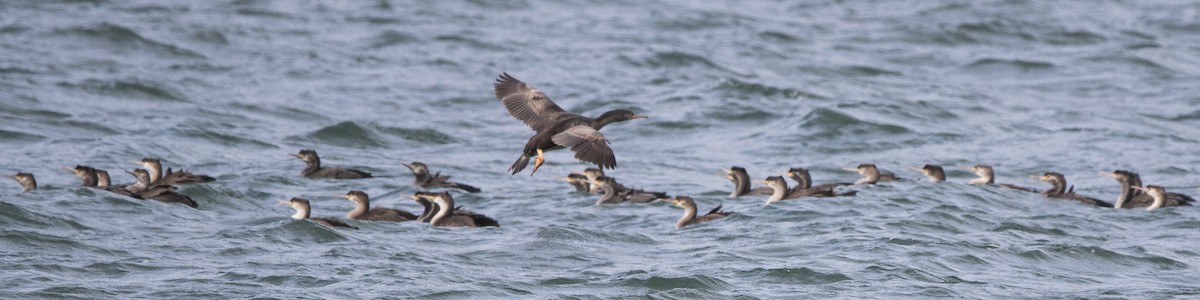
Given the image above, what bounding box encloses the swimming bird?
[402,162,480,193]
[409,192,499,227]
[291,149,372,179]
[279,198,357,229]
[94,169,142,199]
[95,169,113,188]
[132,158,215,185]
[1132,185,1189,211]
[661,196,731,229]
[125,169,198,208]
[562,173,591,193]
[494,72,646,175]
[844,164,903,185]
[581,168,613,194]
[408,192,479,223]
[785,168,855,197]
[910,164,946,183]
[725,166,773,197]
[594,176,668,205]
[10,172,36,193]
[1032,172,1112,207]
[762,176,855,205]
[965,165,1037,192]
[338,190,417,222]
[65,165,99,187]
[64,165,141,198]
[1106,170,1194,209]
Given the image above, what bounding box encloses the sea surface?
[3,0,1200,298]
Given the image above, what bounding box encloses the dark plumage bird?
[1106,170,1194,209]
[594,176,668,205]
[784,168,855,198]
[403,162,480,193]
[661,196,731,229]
[65,165,99,187]
[844,164,903,185]
[280,198,357,229]
[762,175,855,205]
[725,166,772,198]
[64,165,142,199]
[125,169,198,208]
[291,149,372,179]
[10,172,36,193]
[562,173,591,193]
[339,190,418,222]
[494,72,646,175]
[910,164,946,183]
[409,192,499,227]
[1133,185,1190,211]
[1032,172,1112,207]
[133,158,215,186]
[408,192,475,223]
[966,165,1037,192]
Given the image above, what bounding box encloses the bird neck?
[969,173,992,185]
[146,164,163,184]
[22,179,36,193]
[731,172,751,196]
[926,171,945,183]
[415,199,434,222]
[1147,193,1165,211]
[790,173,813,189]
[1047,179,1066,195]
[411,169,432,184]
[96,173,111,188]
[855,171,879,185]
[77,172,97,187]
[591,110,628,130]
[302,159,321,175]
[584,174,603,193]
[1114,180,1133,209]
[677,202,697,229]
[766,182,787,204]
[596,184,620,205]
[292,207,310,220]
[348,199,369,219]
[431,198,454,225]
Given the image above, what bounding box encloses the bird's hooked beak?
[129,160,144,165]
[961,166,976,171]
[406,194,421,200]
[842,167,859,172]
[1102,172,1117,178]
[62,166,77,174]
[909,166,924,172]
[631,114,648,120]
[336,194,352,199]
[125,170,138,176]
[289,153,302,159]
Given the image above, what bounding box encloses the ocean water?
[3,0,1200,298]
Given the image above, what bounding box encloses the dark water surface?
[3,0,1200,298]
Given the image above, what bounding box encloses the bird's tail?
[508,155,530,175]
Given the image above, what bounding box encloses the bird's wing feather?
[551,125,616,169]
[494,73,566,132]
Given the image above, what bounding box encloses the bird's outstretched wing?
[494,72,567,132]
[551,125,616,170]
